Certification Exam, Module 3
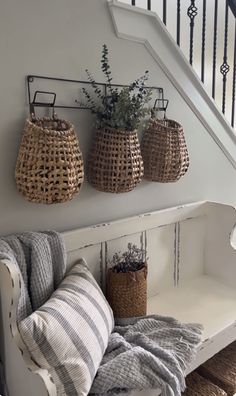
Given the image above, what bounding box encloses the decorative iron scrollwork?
[187,2,198,20]
[187,0,198,65]
[220,62,230,76]
[221,2,229,114]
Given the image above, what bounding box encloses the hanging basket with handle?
[142,117,189,183]
[15,94,84,204]
[87,127,144,193]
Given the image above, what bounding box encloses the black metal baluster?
[147,0,151,10]
[187,0,198,66]
[231,21,236,127]
[163,0,167,25]
[212,0,218,99]
[131,0,136,5]
[220,1,230,114]
[201,0,206,82]
[177,0,181,46]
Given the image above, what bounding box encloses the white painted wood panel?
[146,224,175,296]
[148,275,236,341]
[67,244,103,285]
[178,217,206,285]
[148,274,236,374]
[104,232,144,268]
[63,201,207,251]
[205,203,236,288]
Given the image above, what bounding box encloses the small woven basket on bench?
[106,263,147,318]
[15,117,84,204]
[142,118,189,182]
[87,127,144,193]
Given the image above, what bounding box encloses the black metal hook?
[153,98,169,118]
[32,90,56,107]
[153,98,169,112]
[30,91,57,119]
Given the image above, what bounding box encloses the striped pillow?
[18,259,114,396]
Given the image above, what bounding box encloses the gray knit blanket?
[0,231,66,322]
[90,315,203,396]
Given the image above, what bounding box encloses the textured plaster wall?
[0,0,235,235]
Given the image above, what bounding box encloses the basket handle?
[152,98,169,120]
[30,91,57,120]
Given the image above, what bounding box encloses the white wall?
[0,0,236,235]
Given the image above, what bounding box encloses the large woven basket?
[106,263,147,318]
[15,117,84,204]
[198,341,236,396]
[87,127,144,193]
[183,372,227,396]
[142,118,189,182]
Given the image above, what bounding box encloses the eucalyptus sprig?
[82,44,152,131]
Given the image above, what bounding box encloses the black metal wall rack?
[27,75,169,115]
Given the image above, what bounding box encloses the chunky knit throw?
[91,315,203,396]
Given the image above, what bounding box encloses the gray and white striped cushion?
[18,259,114,396]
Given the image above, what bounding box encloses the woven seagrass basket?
[106,263,147,318]
[15,117,84,204]
[183,372,227,396]
[198,340,236,396]
[87,127,144,193]
[142,118,189,182]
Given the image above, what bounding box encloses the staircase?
[108,0,236,169]
[119,0,236,129]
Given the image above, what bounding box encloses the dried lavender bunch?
[110,243,147,273]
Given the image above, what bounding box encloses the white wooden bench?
[1,201,236,396]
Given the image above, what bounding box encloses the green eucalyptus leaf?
[82,45,152,131]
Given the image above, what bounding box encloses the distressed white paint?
[108,0,236,169]
[1,201,236,396]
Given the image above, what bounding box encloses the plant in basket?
[106,243,148,318]
[82,44,152,193]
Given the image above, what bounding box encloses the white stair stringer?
[108,0,236,169]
